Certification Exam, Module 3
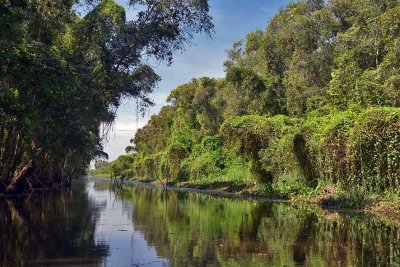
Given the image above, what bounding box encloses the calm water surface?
[1,177,399,266]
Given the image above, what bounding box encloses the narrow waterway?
[0,177,399,266]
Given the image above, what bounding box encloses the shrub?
[303,109,359,186]
[259,129,306,188]
[348,107,400,193]
[299,107,400,194]
[182,135,224,181]
[220,115,298,183]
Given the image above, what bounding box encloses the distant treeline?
[94,0,400,196]
[0,0,213,193]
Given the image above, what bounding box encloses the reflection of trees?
[126,187,267,266]
[307,214,400,266]
[0,181,108,267]
[116,186,400,267]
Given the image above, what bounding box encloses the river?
[0,177,399,266]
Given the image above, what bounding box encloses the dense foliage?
[96,0,400,196]
[0,0,213,193]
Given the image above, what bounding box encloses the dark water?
[1,178,400,267]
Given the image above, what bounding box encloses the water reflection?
[0,180,108,267]
[1,178,400,267]
[88,181,169,267]
[115,183,400,267]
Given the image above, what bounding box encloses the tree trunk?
[9,132,22,180]
[3,148,43,194]
[4,160,34,194]
[1,126,17,181]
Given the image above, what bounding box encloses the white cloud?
[102,121,142,161]
[102,91,169,161]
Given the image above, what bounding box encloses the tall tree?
[0,0,213,193]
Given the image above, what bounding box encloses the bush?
[259,130,306,187]
[299,107,400,194]
[348,107,400,193]
[182,135,224,181]
[220,115,298,183]
[303,109,359,186]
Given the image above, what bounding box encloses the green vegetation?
[0,0,213,193]
[111,183,400,266]
[97,0,400,203]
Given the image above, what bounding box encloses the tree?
[94,160,109,170]
[0,0,213,193]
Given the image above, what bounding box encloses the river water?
[0,177,399,266]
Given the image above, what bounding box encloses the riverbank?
[91,175,400,221]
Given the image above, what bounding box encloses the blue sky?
[105,0,291,161]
